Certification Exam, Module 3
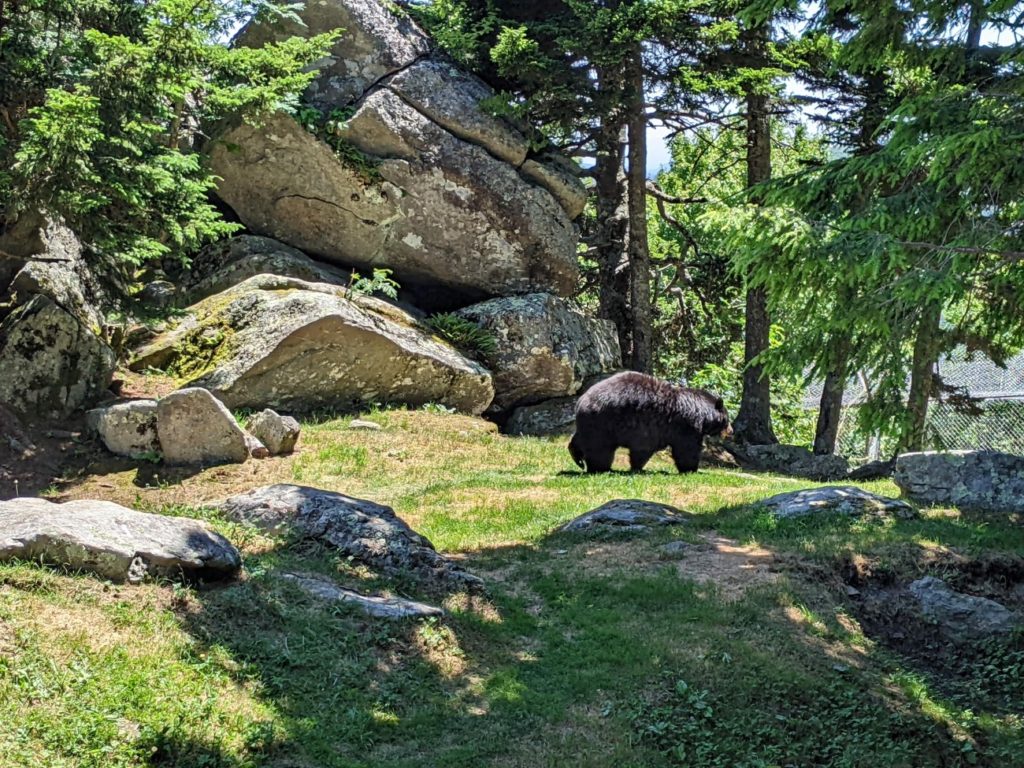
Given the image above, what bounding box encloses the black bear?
[568,371,731,473]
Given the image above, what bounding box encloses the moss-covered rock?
[131,275,494,414]
[0,295,114,418]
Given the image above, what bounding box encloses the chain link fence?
[808,348,1024,459]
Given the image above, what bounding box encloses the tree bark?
[593,119,630,365]
[898,301,943,453]
[813,337,850,455]
[732,83,777,445]
[625,47,652,372]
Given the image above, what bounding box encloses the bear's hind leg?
[629,448,655,473]
[670,434,702,473]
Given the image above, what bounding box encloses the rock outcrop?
[456,294,620,411]
[131,275,494,414]
[217,484,483,591]
[758,486,916,520]
[210,0,585,307]
[505,396,579,436]
[734,443,850,481]
[0,497,241,583]
[893,450,1024,512]
[0,295,115,418]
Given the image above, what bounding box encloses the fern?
[427,313,498,360]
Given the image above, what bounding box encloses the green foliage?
[1,0,337,284]
[345,268,400,300]
[294,104,382,182]
[426,312,498,360]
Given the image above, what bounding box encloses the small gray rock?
[247,409,301,454]
[909,576,1018,642]
[217,484,482,592]
[86,400,160,459]
[281,572,443,619]
[660,540,692,558]
[156,387,249,465]
[348,419,382,431]
[0,497,240,583]
[759,486,916,520]
[560,499,691,533]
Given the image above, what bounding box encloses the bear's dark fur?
[568,371,731,473]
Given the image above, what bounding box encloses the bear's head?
[703,396,732,438]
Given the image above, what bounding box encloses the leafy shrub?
[346,268,400,300]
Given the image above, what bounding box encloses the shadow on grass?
[164,500,1024,768]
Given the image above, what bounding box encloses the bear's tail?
[568,433,586,470]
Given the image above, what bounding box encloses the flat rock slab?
[0,497,240,583]
[909,576,1018,642]
[217,484,482,592]
[894,450,1024,512]
[560,499,692,533]
[281,572,443,619]
[759,486,916,519]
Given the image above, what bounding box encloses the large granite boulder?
[157,387,251,465]
[758,486,916,520]
[455,294,620,411]
[893,450,1024,512]
[0,295,115,418]
[185,235,350,303]
[235,0,431,111]
[505,396,579,437]
[211,0,585,307]
[1,213,110,331]
[218,484,482,591]
[131,275,493,415]
[0,497,241,583]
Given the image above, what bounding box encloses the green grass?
[2,408,1022,767]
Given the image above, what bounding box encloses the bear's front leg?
[670,435,702,473]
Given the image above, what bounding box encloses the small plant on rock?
[345,269,400,300]
[426,313,498,360]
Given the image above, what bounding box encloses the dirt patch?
[0,405,107,497]
[674,533,780,600]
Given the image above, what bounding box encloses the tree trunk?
[593,120,630,364]
[733,84,777,445]
[898,301,943,453]
[813,338,850,455]
[625,47,652,372]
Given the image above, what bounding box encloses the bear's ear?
[714,397,725,411]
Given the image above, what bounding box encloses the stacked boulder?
[0,214,116,418]
[1,0,618,425]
